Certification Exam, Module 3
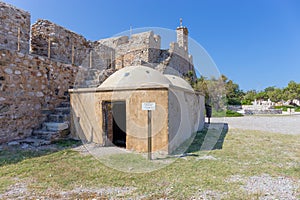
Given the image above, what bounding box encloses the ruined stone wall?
[88,42,115,70]
[97,31,161,69]
[0,2,30,53]
[167,42,195,78]
[0,49,78,143]
[95,30,194,79]
[31,19,91,65]
[0,1,198,144]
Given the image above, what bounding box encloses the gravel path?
[211,114,300,135]
[226,174,300,200]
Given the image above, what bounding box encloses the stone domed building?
[69,65,204,154]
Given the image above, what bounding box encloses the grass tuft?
[0,130,299,198]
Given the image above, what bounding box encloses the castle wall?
[0,2,198,144]
[0,2,30,53]
[0,50,77,143]
[88,42,115,70]
[97,31,161,69]
[167,42,195,77]
[31,19,91,66]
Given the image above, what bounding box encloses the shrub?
[212,109,243,117]
[226,110,243,117]
[241,99,252,105]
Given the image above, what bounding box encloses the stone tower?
[176,18,189,52]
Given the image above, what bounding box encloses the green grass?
[51,138,82,148]
[212,109,243,117]
[0,130,299,199]
[274,105,300,112]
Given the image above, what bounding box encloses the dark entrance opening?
[103,101,126,148]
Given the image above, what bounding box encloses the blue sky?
[3,0,300,91]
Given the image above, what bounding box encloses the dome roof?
[98,65,172,89]
[164,74,194,92]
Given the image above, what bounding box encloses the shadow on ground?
[0,139,82,167]
[185,122,229,153]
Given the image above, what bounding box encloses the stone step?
[54,107,70,114]
[41,109,53,115]
[47,114,69,123]
[7,138,51,147]
[32,129,58,140]
[19,138,51,146]
[33,129,58,136]
[43,122,69,132]
[59,101,70,107]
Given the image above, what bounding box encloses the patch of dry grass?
[0,129,299,199]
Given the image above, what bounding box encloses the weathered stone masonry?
[31,19,91,66]
[0,1,197,143]
[0,2,82,143]
[0,50,77,143]
[0,2,30,53]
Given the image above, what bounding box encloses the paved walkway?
[211,114,300,135]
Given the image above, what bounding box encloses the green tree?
[255,91,268,100]
[184,70,196,87]
[221,75,244,105]
[284,81,300,100]
[267,88,282,102]
[242,90,257,105]
[194,74,244,107]
[206,76,226,111]
[193,75,209,101]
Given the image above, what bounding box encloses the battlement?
[97,31,161,55]
[0,2,192,72]
[0,2,30,53]
[31,19,91,66]
[169,42,189,61]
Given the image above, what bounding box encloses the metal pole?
[111,51,113,69]
[71,45,75,65]
[17,27,20,52]
[89,50,92,68]
[148,110,152,160]
[48,36,51,59]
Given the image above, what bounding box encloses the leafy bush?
[226,110,243,117]
[241,99,252,105]
[212,109,243,117]
[227,98,242,105]
[274,105,298,112]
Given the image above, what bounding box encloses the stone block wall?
[167,42,195,78]
[0,49,78,143]
[89,42,115,70]
[129,31,160,51]
[31,19,91,65]
[97,31,161,69]
[0,2,30,53]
